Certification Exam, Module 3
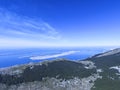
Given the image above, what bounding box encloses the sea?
[0,47,111,68]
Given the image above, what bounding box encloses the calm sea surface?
[0,47,110,68]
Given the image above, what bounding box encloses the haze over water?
[0,0,120,68]
[0,47,110,68]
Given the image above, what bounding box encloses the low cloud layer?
[30,51,80,60]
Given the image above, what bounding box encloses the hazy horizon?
[0,0,120,48]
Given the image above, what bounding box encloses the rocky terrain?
[1,48,120,90]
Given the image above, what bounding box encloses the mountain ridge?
[0,48,120,90]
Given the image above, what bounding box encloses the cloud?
[30,51,80,60]
[0,8,60,40]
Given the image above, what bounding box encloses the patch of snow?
[110,66,120,73]
[97,69,103,73]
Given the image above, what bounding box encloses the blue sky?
[0,0,120,48]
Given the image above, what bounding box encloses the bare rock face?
[0,74,101,90]
[1,48,120,90]
[79,61,96,69]
[0,59,99,90]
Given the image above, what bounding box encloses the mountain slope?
[1,48,120,90]
[0,59,98,90]
[87,48,120,90]
[88,48,120,68]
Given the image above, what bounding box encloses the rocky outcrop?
[0,74,101,90]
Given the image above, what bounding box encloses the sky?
[0,0,120,48]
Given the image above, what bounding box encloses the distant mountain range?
[0,48,120,90]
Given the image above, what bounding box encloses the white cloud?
[0,8,60,40]
[30,51,80,60]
